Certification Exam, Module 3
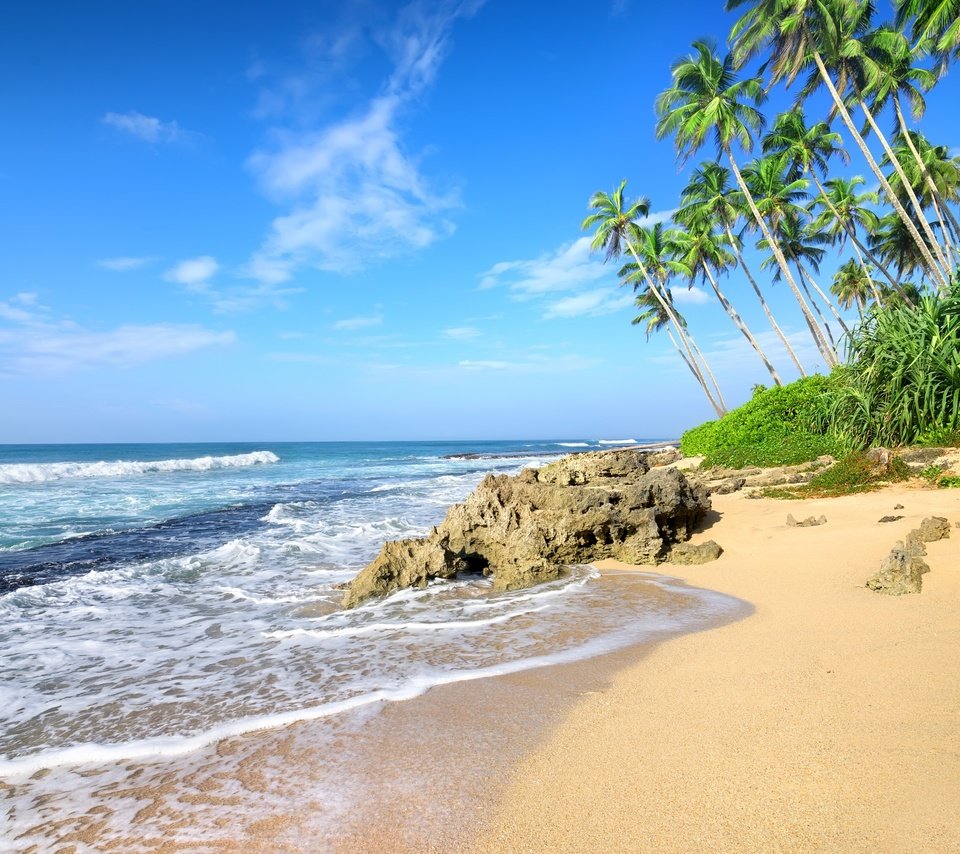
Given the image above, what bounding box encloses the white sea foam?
[0,451,280,485]
[555,442,591,447]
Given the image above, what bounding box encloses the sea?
[0,440,747,849]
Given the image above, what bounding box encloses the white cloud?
[0,297,234,374]
[333,314,384,330]
[544,288,633,319]
[164,256,220,288]
[670,286,711,305]
[458,353,598,373]
[102,111,193,144]
[478,237,609,296]
[98,256,153,272]
[443,325,481,339]
[246,1,480,280]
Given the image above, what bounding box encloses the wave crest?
[0,451,280,485]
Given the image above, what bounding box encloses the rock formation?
[342,450,713,609]
[866,516,950,595]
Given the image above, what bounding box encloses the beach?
[477,484,960,853]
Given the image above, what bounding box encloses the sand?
[475,484,960,854]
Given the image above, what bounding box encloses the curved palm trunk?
[700,263,783,385]
[625,245,727,416]
[795,262,851,338]
[723,143,840,368]
[723,220,807,376]
[858,95,951,280]
[809,48,950,290]
[894,100,959,270]
[687,334,728,415]
[796,263,838,350]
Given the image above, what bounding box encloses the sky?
[1,0,957,443]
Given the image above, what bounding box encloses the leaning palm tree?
[895,0,960,69]
[832,258,874,319]
[582,181,727,416]
[630,283,705,387]
[681,160,806,374]
[673,210,784,385]
[870,211,928,282]
[655,39,840,368]
[727,0,950,288]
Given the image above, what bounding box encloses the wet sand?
[477,484,960,853]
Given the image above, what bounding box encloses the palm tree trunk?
[700,262,783,385]
[893,99,959,270]
[687,334,728,415]
[846,235,884,305]
[625,245,727,416]
[858,95,951,280]
[796,262,851,337]
[723,143,840,368]
[667,328,701,383]
[809,48,950,290]
[723,220,807,376]
[796,262,838,350]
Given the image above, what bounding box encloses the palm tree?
[582,182,727,416]
[681,161,806,374]
[727,0,951,288]
[809,176,893,301]
[895,0,960,67]
[655,39,840,368]
[832,258,874,319]
[870,211,928,281]
[630,284,705,387]
[673,210,784,385]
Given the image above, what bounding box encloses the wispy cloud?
[97,256,154,272]
[333,313,384,331]
[479,237,610,296]
[544,288,633,319]
[443,325,481,339]
[102,111,195,144]
[670,286,711,305]
[246,1,481,281]
[163,256,220,289]
[458,352,598,373]
[0,296,235,375]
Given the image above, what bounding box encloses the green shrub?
[939,475,960,488]
[762,452,912,498]
[680,376,840,467]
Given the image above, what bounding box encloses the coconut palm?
[681,161,807,374]
[673,210,784,385]
[655,39,840,367]
[832,258,874,318]
[895,0,960,67]
[582,182,727,416]
[809,176,893,301]
[727,0,950,288]
[630,283,705,386]
[869,211,928,281]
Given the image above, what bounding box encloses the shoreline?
[476,484,960,852]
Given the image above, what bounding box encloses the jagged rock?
[904,530,927,556]
[866,543,930,595]
[787,514,827,527]
[713,477,746,495]
[668,540,723,565]
[894,503,905,510]
[865,447,893,475]
[647,448,681,467]
[342,450,711,608]
[916,516,950,542]
[878,515,904,523]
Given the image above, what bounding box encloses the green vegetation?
[680,376,840,467]
[761,451,912,498]
[939,476,960,488]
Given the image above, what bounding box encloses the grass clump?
[939,475,960,488]
[761,452,912,499]
[681,376,840,468]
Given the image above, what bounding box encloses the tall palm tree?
[727,0,950,288]
[673,210,784,385]
[582,182,727,416]
[832,258,874,319]
[870,211,928,281]
[895,0,960,67]
[630,283,704,387]
[809,176,893,300]
[655,39,840,367]
[681,161,806,374]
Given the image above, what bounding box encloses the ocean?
[0,440,745,848]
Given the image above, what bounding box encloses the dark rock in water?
[786,514,827,528]
[342,450,711,608]
[668,540,723,565]
[878,515,904,523]
[866,543,930,595]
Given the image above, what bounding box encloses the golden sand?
[475,484,960,853]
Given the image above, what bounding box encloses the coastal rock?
[866,543,930,595]
[713,477,746,495]
[668,540,723,565]
[342,450,711,608]
[865,447,893,475]
[787,514,827,528]
[878,515,904,523]
[647,448,681,467]
[916,516,951,542]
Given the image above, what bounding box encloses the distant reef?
[342,449,713,609]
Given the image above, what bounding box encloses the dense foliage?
[680,376,840,466]
[817,280,960,449]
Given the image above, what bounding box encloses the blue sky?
[1,0,957,442]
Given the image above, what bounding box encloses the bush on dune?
[680,376,840,468]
